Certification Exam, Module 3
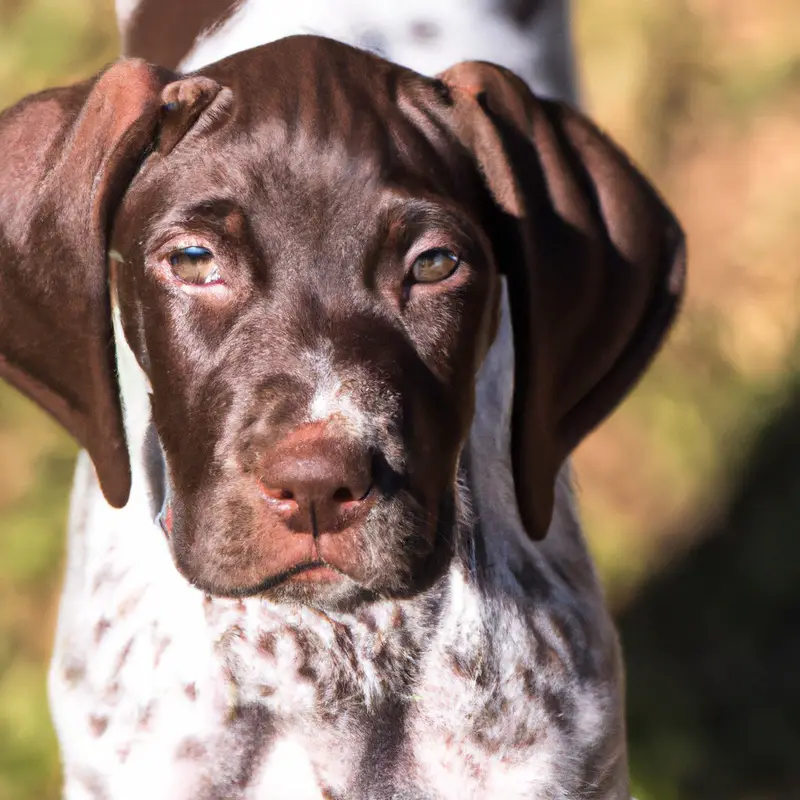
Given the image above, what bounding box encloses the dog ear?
[0,60,222,508]
[438,62,686,539]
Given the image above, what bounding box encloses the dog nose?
[258,426,373,533]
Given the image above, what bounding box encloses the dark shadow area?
[620,383,800,799]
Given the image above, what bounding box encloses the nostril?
[259,482,296,503]
[333,482,373,504]
[332,486,354,503]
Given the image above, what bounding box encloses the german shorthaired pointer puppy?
[0,1,685,797]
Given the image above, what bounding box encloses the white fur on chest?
[51,504,612,800]
[252,737,324,799]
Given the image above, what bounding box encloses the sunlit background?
[1,1,799,798]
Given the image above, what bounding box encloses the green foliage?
[0,0,118,105]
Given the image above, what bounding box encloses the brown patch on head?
[124,0,241,69]
[111,38,496,605]
[158,76,223,156]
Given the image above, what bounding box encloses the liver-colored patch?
[124,0,241,69]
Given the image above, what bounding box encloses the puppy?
[0,34,683,799]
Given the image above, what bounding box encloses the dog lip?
[286,562,342,583]
[184,559,348,598]
[245,560,346,595]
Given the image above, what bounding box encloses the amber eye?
[411,249,460,283]
[168,246,221,285]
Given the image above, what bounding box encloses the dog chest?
[52,542,618,798]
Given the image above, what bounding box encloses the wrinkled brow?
[381,195,489,254]
[139,198,248,247]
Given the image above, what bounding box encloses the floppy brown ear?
[0,60,222,508]
[438,62,686,539]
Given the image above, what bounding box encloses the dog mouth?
[287,562,342,583]
[159,476,453,602]
[245,559,347,595]
[160,503,352,594]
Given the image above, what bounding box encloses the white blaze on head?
[306,346,369,437]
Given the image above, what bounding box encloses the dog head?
[0,37,684,607]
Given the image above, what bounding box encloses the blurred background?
[0,0,799,798]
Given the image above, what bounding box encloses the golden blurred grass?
[574,0,800,607]
[0,1,799,797]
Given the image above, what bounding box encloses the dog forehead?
[116,45,470,242]
[197,34,432,120]
[168,36,465,190]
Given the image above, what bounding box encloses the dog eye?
[411,249,460,283]
[168,246,222,285]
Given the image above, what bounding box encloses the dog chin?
[177,539,447,610]
[183,561,391,610]
[171,489,457,607]
[261,573,380,611]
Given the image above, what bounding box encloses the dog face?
[0,37,685,608]
[111,53,500,604]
